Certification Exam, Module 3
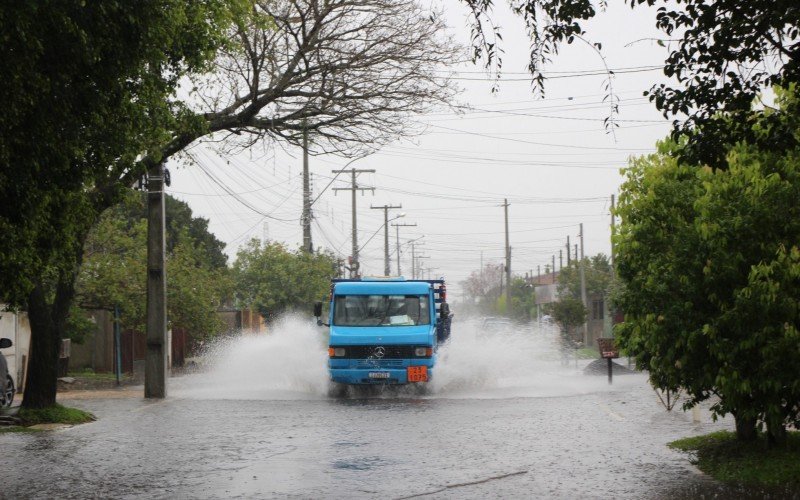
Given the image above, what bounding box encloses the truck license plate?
[368,372,390,379]
[407,366,428,382]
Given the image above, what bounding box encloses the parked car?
[480,316,514,334]
[0,338,14,407]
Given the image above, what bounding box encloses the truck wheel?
[327,382,348,398]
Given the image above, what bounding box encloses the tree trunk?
[22,284,60,409]
[767,420,787,447]
[734,413,757,441]
[22,271,79,409]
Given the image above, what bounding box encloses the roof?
[333,280,432,295]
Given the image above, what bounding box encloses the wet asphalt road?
[2,319,792,499]
[1,371,769,499]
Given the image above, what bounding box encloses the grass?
[17,403,95,426]
[576,347,599,359]
[669,431,800,488]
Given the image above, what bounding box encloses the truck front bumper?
[329,364,433,385]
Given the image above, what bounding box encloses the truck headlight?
[328,347,346,357]
[414,347,432,357]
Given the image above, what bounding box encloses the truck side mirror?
[313,302,323,318]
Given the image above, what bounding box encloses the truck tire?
[327,382,348,398]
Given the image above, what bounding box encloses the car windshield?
[333,294,430,326]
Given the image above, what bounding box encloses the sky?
[165,1,678,301]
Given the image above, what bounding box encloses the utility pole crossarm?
[331,168,376,277]
[371,204,402,276]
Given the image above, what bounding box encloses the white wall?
[0,305,31,390]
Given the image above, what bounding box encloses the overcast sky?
[165,1,677,301]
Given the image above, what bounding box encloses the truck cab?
[316,277,451,386]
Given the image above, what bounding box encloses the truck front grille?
[332,345,425,359]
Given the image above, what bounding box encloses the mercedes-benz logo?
[373,346,385,358]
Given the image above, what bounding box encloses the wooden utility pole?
[145,163,167,399]
[370,204,402,276]
[566,235,571,265]
[392,222,417,275]
[332,168,375,277]
[503,199,511,309]
[301,127,313,253]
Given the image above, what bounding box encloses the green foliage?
[63,305,95,345]
[18,404,95,426]
[509,277,536,321]
[74,190,232,339]
[549,296,587,345]
[669,431,800,489]
[461,0,800,168]
[0,1,233,308]
[557,254,612,299]
[615,97,800,440]
[233,239,338,320]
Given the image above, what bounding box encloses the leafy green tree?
[460,0,800,167]
[75,191,231,340]
[549,296,587,348]
[615,97,800,443]
[557,254,612,299]
[613,142,717,429]
[509,277,536,321]
[232,239,337,320]
[0,0,232,408]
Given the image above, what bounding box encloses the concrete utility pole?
[559,249,563,270]
[392,222,417,275]
[579,223,588,344]
[566,235,571,265]
[503,199,511,308]
[301,126,313,253]
[145,163,167,399]
[610,194,616,272]
[552,255,556,279]
[371,204,402,275]
[332,168,375,277]
[416,255,429,280]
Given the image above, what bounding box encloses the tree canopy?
[460,0,800,167]
[75,191,231,339]
[614,92,800,443]
[232,239,338,320]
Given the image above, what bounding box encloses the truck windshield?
[333,295,430,326]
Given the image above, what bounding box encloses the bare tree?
[164,0,461,160]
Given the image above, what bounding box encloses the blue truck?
[314,277,452,386]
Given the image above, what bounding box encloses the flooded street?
[2,320,755,498]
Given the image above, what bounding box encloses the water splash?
[171,315,330,400]
[431,319,634,399]
[171,315,638,400]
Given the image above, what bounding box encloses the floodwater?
[1,317,790,498]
